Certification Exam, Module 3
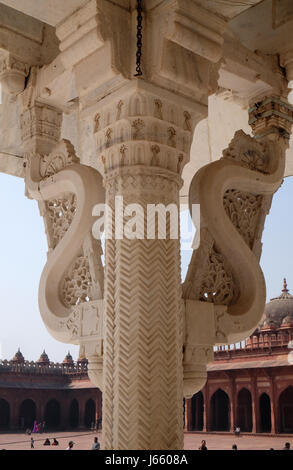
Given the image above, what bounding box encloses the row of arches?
[190,386,293,433]
[0,398,97,430]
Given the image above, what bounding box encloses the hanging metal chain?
[134,0,143,77]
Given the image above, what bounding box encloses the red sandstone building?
[185,279,293,434]
[1,280,293,434]
[0,350,102,431]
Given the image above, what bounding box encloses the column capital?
[248,95,293,143]
[79,81,203,179]
[0,51,29,96]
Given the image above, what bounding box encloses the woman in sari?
[32,420,38,433]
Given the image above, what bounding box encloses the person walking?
[30,437,34,449]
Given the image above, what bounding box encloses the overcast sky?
[0,172,292,362]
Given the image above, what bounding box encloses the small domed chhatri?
[37,350,50,365]
[63,351,74,365]
[12,348,25,364]
[261,278,293,329]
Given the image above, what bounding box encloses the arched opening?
[19,399,36,429]
[44,399,61,429]
[191,391,204,431]
[279,386,293,433]
[259,393,271,432]
[84,399,96,428]
[69,399,79,429]
[0,399,10,429]
[210,389,230,431]
[236,388,252,432]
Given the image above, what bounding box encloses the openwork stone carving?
[197,246,235,306]
[61,255,93,307]
[223,190,263,249]
[45,194,77,249]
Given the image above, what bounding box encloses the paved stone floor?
[0,431,292,450]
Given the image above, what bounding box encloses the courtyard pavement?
[0,431,292,451]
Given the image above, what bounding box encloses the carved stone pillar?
[79,400,86,429]
[97,83,196,450]
[230,375,236,431]
[269,375,277,434]
[185,398,192,431]
[251,375,258,433]
[203,385,208,432]
[10,398,19,430]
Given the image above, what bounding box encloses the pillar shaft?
[95,85,196,449]
[103,168,183,449]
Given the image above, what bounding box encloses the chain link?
[134,0,143,77]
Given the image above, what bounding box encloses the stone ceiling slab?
[195,0,264,20]
[229,0,293,54]
[0,0,89,26]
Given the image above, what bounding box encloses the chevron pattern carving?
[102,172,183,450]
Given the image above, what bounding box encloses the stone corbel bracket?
[25,138,105,389]
[182,99,293,397]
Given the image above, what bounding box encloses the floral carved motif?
[116,100,124,120]
[132,119,145,140]
[223,190,263,249]
[154,99,163,119]
[167,127,176,147]
[94,113,101,133]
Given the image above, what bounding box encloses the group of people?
[30,437,59,448]
[27,420,46,434]
[30,436,100,450]
[198,440,291,451]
